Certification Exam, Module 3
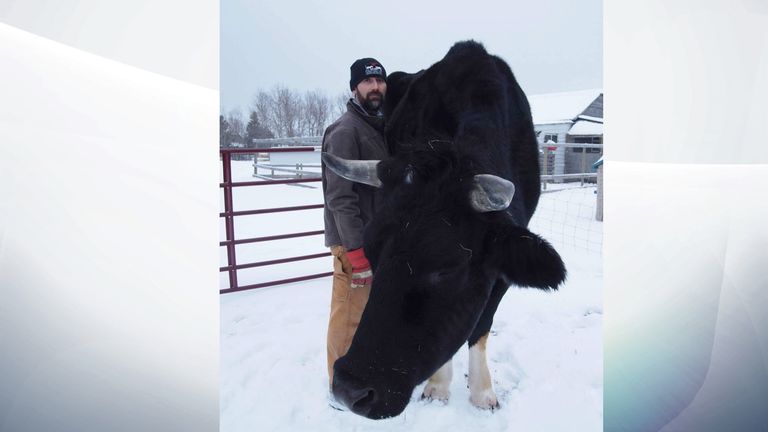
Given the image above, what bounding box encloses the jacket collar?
[347,98,385,132]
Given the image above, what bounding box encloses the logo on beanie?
[350,58,386,90]
[365,64,383,76]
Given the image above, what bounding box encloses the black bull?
[323,41,567,419]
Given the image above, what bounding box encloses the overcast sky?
[221,0,602,114]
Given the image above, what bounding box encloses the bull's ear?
[491,225,566,290]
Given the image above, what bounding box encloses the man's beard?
[358,91,384,113]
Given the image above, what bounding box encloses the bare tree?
[251,91,276,137]
[333,91,350,120]
[304,90,331,136]
[296,95,310,137]
[220,115,230,147]
[225,109,246,144]
[251,88,299,138]
[271,85,303,137]
[250,86,344,138]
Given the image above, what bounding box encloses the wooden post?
[542,147,549,190]
[596,164,604,221]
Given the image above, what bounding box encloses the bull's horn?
[321,152,382,188]
[469,174,515,212]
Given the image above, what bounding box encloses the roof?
[528,89,603,125]
[568,120,603,136]
[577,115,602,123]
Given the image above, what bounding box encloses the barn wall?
[534,122,572,178]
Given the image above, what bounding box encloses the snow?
[568,120,604,136]
[220,160,602,431]
[577,115,602,123]
[528,89,602,125]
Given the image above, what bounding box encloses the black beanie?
[349,58,387,91]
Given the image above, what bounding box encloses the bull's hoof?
[470,389,500,411]
[421,383,450,404]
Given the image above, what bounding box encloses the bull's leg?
[465,279,508,410]
[421,358,453,402]
[468,333,499,409]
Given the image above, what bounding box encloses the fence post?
[542,147,549,190]
[222,151,239,290]
[596,164,604,221]
[580,146,587,186]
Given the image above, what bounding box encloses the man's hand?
[346,248,373,288]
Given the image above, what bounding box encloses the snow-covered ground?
[220,160,602,431]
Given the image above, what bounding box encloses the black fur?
[331,40,566,419]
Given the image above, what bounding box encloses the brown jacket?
[322,100,388,249]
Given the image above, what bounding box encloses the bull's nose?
[332,371,377,417]
[345,387,376,416]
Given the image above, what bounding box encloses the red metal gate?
[219,147,331,294]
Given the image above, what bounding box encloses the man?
[322,58,388,389]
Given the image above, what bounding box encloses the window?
[543,134,558,143]
[574,136,601,144]
[571,136,602,153]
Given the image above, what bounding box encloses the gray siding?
[565,147,602,175]
[580,94,603,119]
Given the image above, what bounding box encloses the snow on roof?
[577,115,603,123]
[568,120,603,136]
[528,89,602,125]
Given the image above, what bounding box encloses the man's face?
[354,77,387,112]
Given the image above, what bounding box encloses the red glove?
[346,248,373,288]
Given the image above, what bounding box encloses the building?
[528,89,603,178]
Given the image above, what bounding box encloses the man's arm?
[324,126,365,250]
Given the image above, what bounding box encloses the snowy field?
[220,160,602,431]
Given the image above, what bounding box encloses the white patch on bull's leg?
[468,333,499,410]
[421,358,453,403]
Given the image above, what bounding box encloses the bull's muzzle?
[332,369,377,417]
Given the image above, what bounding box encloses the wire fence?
[533,142,603,254]
[528,184,603,254]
